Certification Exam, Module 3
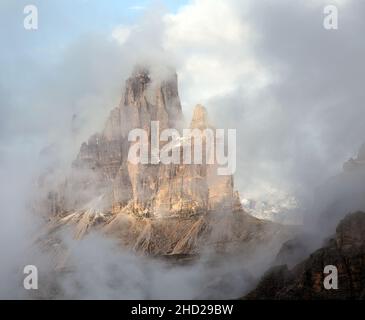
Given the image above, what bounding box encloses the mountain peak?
[41,66,285,257]
[191,104,209,129]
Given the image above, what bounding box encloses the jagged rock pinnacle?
[190,104,209,129]
[41,65,286,257]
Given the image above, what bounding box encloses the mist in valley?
[1,0,365,299]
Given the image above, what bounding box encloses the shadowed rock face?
[307,143,365,237]
[245,211,365,300]
[42,66,290,256]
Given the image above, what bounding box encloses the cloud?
[1,0,365,298]
[111,25,133,44]
[163,0,269,111]
[159,0,365,209]
[129,5,146,11]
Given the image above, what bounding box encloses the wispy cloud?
[129,5,146,11]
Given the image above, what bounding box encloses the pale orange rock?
[42,66,288,256]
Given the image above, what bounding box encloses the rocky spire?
[42,65,293,258]
[120,66,183,133]
[71,66,239,218]
[190,104,209,129]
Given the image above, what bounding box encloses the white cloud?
[111,25,133,44]
[162,0,270,111]
[129,5,146,11]
[164,0,247,48]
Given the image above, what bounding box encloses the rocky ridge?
[245,211,365,299]
[41,66,289,257]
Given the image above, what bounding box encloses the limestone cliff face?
[70,66,238,218]
[44,66,288,256]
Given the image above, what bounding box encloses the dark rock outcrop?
[245,211,365,299]
[308,144,365,236]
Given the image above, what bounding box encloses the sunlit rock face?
[41,66,289,256]
[68,66,239,218]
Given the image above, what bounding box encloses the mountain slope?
[39,66,291,257]
[245,211,365,299]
